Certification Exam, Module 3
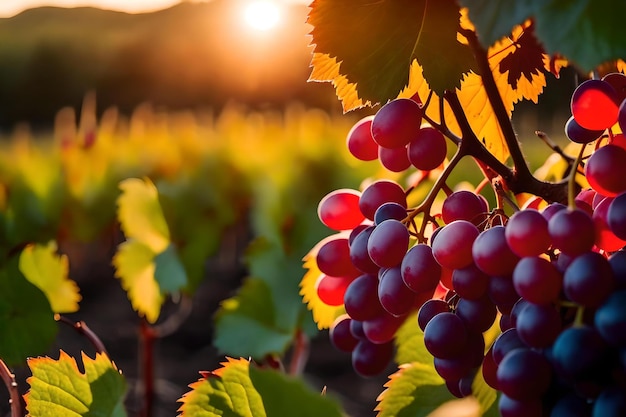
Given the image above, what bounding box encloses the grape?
[417,299,450,331]
[603,72,626,102]
[594,290,626,346]
[343,274,385,321]
[434,331,483,381]
[455,295,497,333]
[542,202,567,221]
[349,226,380,274]
[592,386,626,417]
[362,310,406,344]
[346,115,378,161]
[472,226,520,276]
[367,219,409,267]
[585,144,626,197]
[348,224,370,245]
[451,263,490,300]
[509,298,530,328]
[499,394,544,417]
[482,345,499,390]
[316,237,360,278]
[497,347,552,400]
[423,312,468,359]
[563,251,614,308]
[608,250,626,289]
[549,392,592,417]
[351,339,394,377]
[565,115,605,144]
[315,274,354,306]
[317,189,365,231]
[492,328,526,365]
[548,208,595,256]
[441,190,488,225]
[505,209,551,257]
[330,315,359,352]
[359,179,407,220]
[431,220,480,270]
[407,126,447,171]
[612,133,626,150]
[401,244,441,293]
[371,98,423,149]
[377,266,416,316]
[488,275,521,314]
[350,319,366,340]
[550,325,608,380]
[512,256,562,305]
[570,79,619,130]
[593,196,626,251]
[515,302,562,348]
[378,144,411,172]
[620,97,626,135]
[374,202,407,225]
[608,191,626,240]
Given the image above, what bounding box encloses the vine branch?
[55,314,108,356]
[0,359,21,417]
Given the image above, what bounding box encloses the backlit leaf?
[308,0,475,108]
[25,351,127,417]
[19,241,81,314]
[112,240,162,323]
[308,53,365,112]
[117,177,170,253]
[393,314,432,366]
[154,243,188,293]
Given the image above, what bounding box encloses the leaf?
[0,256,57,366]
[460,0,626,72]
[117,178,170,253]
[154,243,188,293]
[309,53,365,112]
[112,240,162,324]
[213,279,294,359]
[393,313,432,366]
[470,365,497,415]
[299,248,344,330]
[178,357,343,417]
[19,241,81,314]
[308,0,475,108]
[25,351,127,417]
[375,362,456,417]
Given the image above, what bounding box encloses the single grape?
[343,274,385,321]
[349,225,380,274]
[434,331,484,381]
[317,189,365,231]
[378,144,412,172]
[350,319,366,340]
[594,290,626,346]
[515,302,562,348]
[548,208,595,256]
[505,209,551,257]
[374,202,407,225]
[492,328,526,365]
[497,347,552,400]
[423,312,468,359]
[316,237,360,278]
[407,126,447,171]
[608,191,626,240]
[550,325,608,380]
[455,295,497,333]
[512,256,562,305]
[417,299,450,331]
[565,115,605,144]
[603,72,626,102]
[549,392,592,417]
[371,98,423,149]
[346,115,378,161]
[608,250,626,289]
[563,251,615,308]
[348,224,370,246]
[362,309,406,344]
[315,274,354,306]
[359,179,407,220]
[432,220,480,270]
[401,244,441,293]
[482,345,499,390]
[451,263,490,300]
[571,79,619,130]
[592,386,626,417]
[441,190,488,225]
[377,266,416,316]
[330,314,359,352]
[542,202,567,222]
[367,219,409,267]
[351,339,394,377]
[499,394,544,417]
[472,226,520,277]
[585,144,626,197]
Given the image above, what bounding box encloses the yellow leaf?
[112,240,163,323]
[117,178,170,254]
[300,246,344,330]
[308,53,368,112]
[19,242,81,314]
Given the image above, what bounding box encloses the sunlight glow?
[243,1,280,31]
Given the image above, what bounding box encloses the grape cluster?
[315,74,626,415]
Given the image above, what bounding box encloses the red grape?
[371,98,423,149]
[317,189,365,231]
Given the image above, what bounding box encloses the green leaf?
[19,241,81,314]
[154,243,188,293]
[460,0,626,71]
[178,358,343,417]
[375,362,456,417]
[25,351,127,417]
[471,364,497,415]
[213,279,294,359]
[0,257,57,366]
[308,0,475,103]
[393,313,432,366]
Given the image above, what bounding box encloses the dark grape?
[585,144,626,197]
[455,295,497,333]
[492,328,526,365]
[451,263,490,300]
[351,339,394,377]
[417,298,450,331]
[343,274,385,321]
[317,189,365,231]
[350,319,366,340]
[374,202,407,225]
[371,98,423,149]
[359,179,407,220]
[482,344,499,390]
[348,224,370,246]
[594,290,626,346]
[423,312,468,359]
[515,302,562,348]
[549,392,592,417]
[608,250,626,289]
[362,310,406,344]
[608,191,626,240]
[551,325,608,379]
[377,266,416,317]
[432,220,480,270]
[548,208,595,256]
[346,115,378,161]
[488,275,520,315]
[512,256,562,305]
[497,347,552,400]
[570,79,619,130]
[563,251,614,308]
[499,393,544,417]
[505,209,551,257]
[565,115,605,144]
[407,126,447,171]
[592,386,626,417]
[603,72,626,102]
[401,244,441,293]
[472,226,520,276]
[441,190,488,225]
[367,219,409,267]
[330,315,359,352]
[349,226,380,274]
[542,202,567,222]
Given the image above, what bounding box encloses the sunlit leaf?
[19,241,81,314]
[470,365,497,416]
[309,53,365,112]
[375,362,456,417]
[460,0,626,72]
[308,0,475,108]
[178,357,343,417]
[117,177,170,253]
[0,257,57,366]
[112,240,162,323]
[393,313,432,366]
[25,351,127,417]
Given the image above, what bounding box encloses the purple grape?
[565,115,605,144]
[423,312,468,359]
[497,347,552,400]
[492,328,526,365]
[505,209,551,257]
[346,115,378,161]
[515,302,562,348]
[367,219,409,267]
[549,392,592,417]
[432,220,480,270]
[452,263,490,300]
[417,299,450,331]
[371,98,423,149]
[551,325,608,380]
[362,310,405,344]
[592,386,626,417]
[609,250,626,289]
[378,145,411,172]
[350,319,366,340]
[585,144,626,197]
[499,393,544,417]
[343,274,385,321]
[401,244,441,293]
[594,290,626,346]
[563,251,615,308]
[473,225,520,276]
[407,126,448,171]
[316,237,360,278]
[359,179,407,220]
[455,295,497,333]
[548,208,596,256]
[374,202,407,225]
[512,256,563,305]
[488,275,520,314]
[351,339,394,377]
[330,315,359,352]
[377,266,416,317]
[441,190,488,225]
[349,226,380,274]
[608,191,626,240]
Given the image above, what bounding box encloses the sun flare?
[243,1,280,31]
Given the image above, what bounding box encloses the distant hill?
[0,1,339,130]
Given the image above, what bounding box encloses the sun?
[243,1,281,31]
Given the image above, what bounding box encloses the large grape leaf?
[19,241,81,314]
[0,256,57,366]
[393,313,432,366]
[460,0,626,71]
[177,357,343,417]
[25,351,127,417]
[307,0,475,107]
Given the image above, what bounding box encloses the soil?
[0,224,390,417]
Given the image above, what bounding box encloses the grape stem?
[568,144,587,209]
[55,314,108,355]
[0,359,22,417]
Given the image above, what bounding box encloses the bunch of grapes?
[315,75,626,416]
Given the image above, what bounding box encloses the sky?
[0,0,307,18]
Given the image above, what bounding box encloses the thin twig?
[0,359,22,417]
[55,314,108,356]
[140,319,157,417]
[288,329,309,376]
